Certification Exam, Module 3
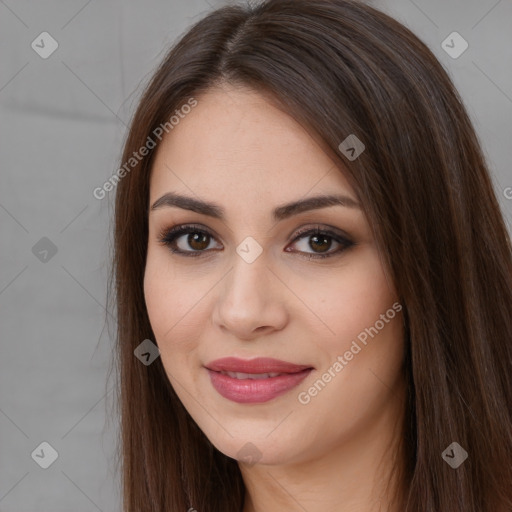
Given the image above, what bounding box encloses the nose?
[212,251,288,340]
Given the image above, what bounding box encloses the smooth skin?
[144,84,406,512]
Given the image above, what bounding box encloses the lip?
[205,357,314,404]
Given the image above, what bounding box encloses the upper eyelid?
[159,223,351,241]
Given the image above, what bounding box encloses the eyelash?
[157,223,355,260]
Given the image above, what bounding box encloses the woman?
[109,0,512,510]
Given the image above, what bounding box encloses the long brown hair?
[108,0,512,510]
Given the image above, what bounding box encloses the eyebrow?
[150,192,360,222]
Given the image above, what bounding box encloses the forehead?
[149,85,355,211]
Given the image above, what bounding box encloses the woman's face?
[144,85,405,466]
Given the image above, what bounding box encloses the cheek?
[292,258,404,453]
[143,252,201,356]
[296,250,399,353]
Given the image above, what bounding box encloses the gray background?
[0,1,510,510]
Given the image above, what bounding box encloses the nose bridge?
[224,222,270,293]
[224,242,270,307]
[213,240,287,336]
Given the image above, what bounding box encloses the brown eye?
[186,232,210,251]
[308,234,332,253]
[287,227,355,259]
[158,224,221,256]
[158,224,354,260]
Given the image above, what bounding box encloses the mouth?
[217,371,290,379]
[204,357,314,403]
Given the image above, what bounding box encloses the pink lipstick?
[205,357,313,403]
